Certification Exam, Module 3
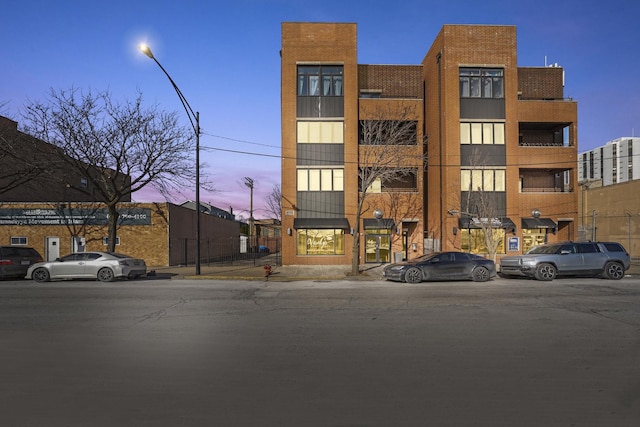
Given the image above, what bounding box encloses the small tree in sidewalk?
[352,106,427,275]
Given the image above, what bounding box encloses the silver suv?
[499,241,630,281]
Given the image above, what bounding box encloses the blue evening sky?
[2,0,638,219]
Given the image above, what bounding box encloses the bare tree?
[264,184,282,221]
[17,87,196,252]
[353,106,426,275]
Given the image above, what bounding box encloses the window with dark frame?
[459,68,504,99]
[297,66,343,97]
[10,236,28,245]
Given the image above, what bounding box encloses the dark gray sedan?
[383,251,496,283]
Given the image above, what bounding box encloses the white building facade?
[579,137,640,186]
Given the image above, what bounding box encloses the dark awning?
[522,217,557,229]
[459,217,516,231]
[363,218,396,229]
[293,218,350,230]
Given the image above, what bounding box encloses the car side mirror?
[431,258,440,263]
[560,250,571,255]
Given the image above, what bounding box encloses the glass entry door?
[365,235,391,263]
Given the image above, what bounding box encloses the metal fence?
[169,236,281,267]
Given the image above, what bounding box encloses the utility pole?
[244,177,255,250]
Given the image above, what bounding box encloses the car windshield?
[526,245,561,254]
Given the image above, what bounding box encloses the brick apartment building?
[280,23,578,266]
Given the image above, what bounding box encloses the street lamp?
[139,44,201,275]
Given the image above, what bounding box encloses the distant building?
[180,200,236,220]
[0,202,240,266]
[578,137,640,186]
[0,116,131,203]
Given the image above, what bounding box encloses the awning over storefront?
[459,217,516,232]
[293,218,350,230]
[521,217,557,229]
[363,218,396,229]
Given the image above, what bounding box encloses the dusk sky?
[2,0,638,220]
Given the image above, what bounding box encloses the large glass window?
[460,122,505,144]
[297,229,345,255]
[460,228,506,254]
[297,121,344,143]
[460,68,504,99]
[297,168,344,191]
[460,169,505,191]
[298,66,343,96]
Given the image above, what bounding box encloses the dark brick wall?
[518,67,565,100]
[358,65,423,98]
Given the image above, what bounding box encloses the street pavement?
[148,261,387,281]
[151,258,640,282]
[2,274,640,426]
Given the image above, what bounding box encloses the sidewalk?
[147,262,386,282]
[148,259,640,282]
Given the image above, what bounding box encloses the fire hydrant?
[263,264,272,279]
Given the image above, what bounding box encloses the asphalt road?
[1,276,640,426]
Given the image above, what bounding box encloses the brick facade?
[0,202,240,267]
[280,22,578,265]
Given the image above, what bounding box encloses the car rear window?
[577,243,600,253]
[0,247,40,258]
[602,242,626,253]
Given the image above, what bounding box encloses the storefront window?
[296,229,345,255]
[522,229,546,253]
[460,228,506,254]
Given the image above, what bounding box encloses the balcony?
[519,122,571,147]
[520,169,572,193]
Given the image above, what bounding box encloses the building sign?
[0,208,152,226]
[508,237,520,252]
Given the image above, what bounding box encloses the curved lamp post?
[138,44,201,275]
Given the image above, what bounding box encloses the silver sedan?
[26,252,147,282]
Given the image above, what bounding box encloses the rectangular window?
[297,66,343,96]
[297,170,308,191]
[460,122,505,144]
[309,169,320,191]
[297,121,344,143]
[321,169,333,191]
[10,236,28,245]
[366,178,382,193]
[102,237,120,246]
[333,169,344,191]
[460,228,506,255]
[297,229,345,255]
[460,68,504,99]
[297,168,345,191]
[461,168,506,191]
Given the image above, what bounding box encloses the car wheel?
[472,266,490,282]
[32,267,50,283]
[97,267,115,282]
[404,267,422,284]
[603,262,625,280]
[534,263,556,281]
